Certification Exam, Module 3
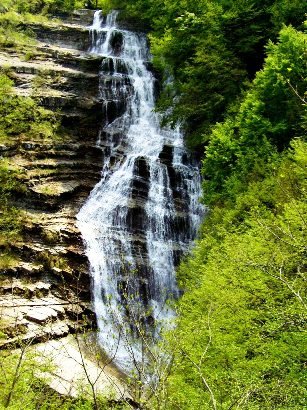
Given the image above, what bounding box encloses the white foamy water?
[77,10,203,373]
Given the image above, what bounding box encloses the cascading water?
[77,10,203,372]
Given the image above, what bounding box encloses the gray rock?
[25,306,58,324]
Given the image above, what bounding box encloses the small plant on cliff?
[0,160,26,246]
[0,73,60,142]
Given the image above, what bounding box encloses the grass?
[0,159,26,246]
[0,251,20,269]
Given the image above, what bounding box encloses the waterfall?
[77,10,203,372]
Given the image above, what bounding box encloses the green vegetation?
[0,0,306,408]
[0,74,59,142]
[103,1,307,408]
[0,350,126,409]
[108,0,307,147]
[0,251,20,269]
[0,0,107,55]
[1,0,84,15]
[0,72,61,246]
[0,159,25,246]
[202,25,307,204]
[164,139,307,409]
[142,9,305,409]
[0,0,110,16]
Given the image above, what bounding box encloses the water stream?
[77,10,203,372]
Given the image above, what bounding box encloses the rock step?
[9,243,90,278]
[0,278,51,298]
[26,179,99,199]
[23,22,92,51]
[14,77,99,98]
[36,93,101,111]
[35,44,104,72]
[25,169,101,182]
[10,69,99,100]
[29,180,83,196]
[18,156,102,168]
[0,262,45,278]
[26,169,101,181]
[0,290,94,328]
[18,142,102,155]
[0,52,97,78]
[66,9,96,26]
[0,319,90,350]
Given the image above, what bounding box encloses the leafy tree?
[148,17,307,410]
[106,0,307,147]
[202,25,307,205]
[163,139,307,409]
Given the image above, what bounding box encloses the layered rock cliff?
[0,9,102,348]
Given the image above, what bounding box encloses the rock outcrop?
[0,10,101,349]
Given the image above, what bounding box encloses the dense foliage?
[103,1,307,408]
[165,138,307,409]
[202,25,307,205]
[146,9,305,410]
[108,0,307,147]
[0,0,306,408]
[1,0,87,15]
[159,16,306,410]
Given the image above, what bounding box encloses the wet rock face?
[110,31,124,55]
[131,157,150,201]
